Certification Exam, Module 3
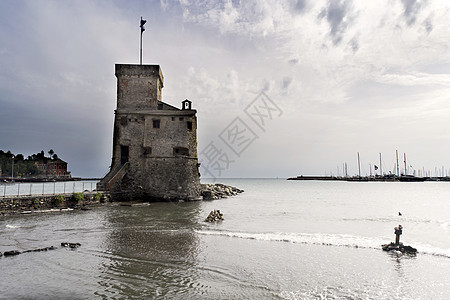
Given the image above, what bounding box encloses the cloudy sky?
[1,0,450,178]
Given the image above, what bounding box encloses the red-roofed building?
[37,159,71,178]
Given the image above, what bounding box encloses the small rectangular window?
[153,119,160,128]
[120,116,128,126]
[187,121,192,131]
[157,103,163,110]
[179,117,184,121]
[173,147,189,156]
[142,147,152,156]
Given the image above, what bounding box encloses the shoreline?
[1,177,101,183]
[0,183,243,217]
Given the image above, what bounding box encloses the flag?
[140,17,147,33]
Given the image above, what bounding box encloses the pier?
[287,175,450,182]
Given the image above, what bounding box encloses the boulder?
[3,250,21,257]
[205,210,224,222]
[382,242,417,254]
[61,242,81,248]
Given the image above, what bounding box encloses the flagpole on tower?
[140,16,147,65]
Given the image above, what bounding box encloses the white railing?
[1,181,99,198]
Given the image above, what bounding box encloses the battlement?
[116,64,164,110]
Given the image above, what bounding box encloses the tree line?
[0,149,61,177]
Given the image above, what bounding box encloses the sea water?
[0,179,449,299]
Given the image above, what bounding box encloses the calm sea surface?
[1,179,449,299]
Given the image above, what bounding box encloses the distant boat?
[398,175,426,182]
[346,177,369,182]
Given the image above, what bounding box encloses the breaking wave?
[195,229,450,258]
[196,229,383,250]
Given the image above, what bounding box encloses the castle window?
[179,117,184,121]
[173,147,189,156]
[142,146,152,156]
[171,117,175,121]
[157,103,163,110]
[187,121,192,131]
[153,119,160,128]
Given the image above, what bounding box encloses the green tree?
[36,150,46,161]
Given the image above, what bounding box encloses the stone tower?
[98,64,201,201]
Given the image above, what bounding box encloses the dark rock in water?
[23,246,57,253]
[3,250,21,257]
[202,190,212,199]
[382,242,417,254]
[205,210,224,222]
[401,245,417,254]
[61,242,81,248]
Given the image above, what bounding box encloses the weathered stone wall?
[143,113,198,157]
[116,64,164,110]
[0,192,108,215]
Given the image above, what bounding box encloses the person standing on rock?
[394,225,403,245]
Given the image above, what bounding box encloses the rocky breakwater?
[201,183,244,200]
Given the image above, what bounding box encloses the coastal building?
[36,159,71,178]
[97,64,201,200]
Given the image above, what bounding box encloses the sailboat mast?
[379,152,382,176]
[404,153,407,176]
[396,150,399,177]
[357,152,361,178]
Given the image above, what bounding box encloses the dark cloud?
[401,0,427,26]
[318,0,353,45]
[282,77,293,90]
[231,0,241,7]
[423,16,433,33]
[288,58,299,65]
[349,36,359,53]
[291,0,308,14]
[262,79,271,92]
[0,92,112,177]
